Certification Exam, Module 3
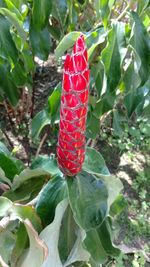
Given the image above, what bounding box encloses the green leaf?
[31,0,52,30]
[95,0,110,28]
[48,84,61,124]
[31,109,51,141]
[31,155,62,176]
[0,8,26,41]
[67,171,108,230]
[110,195,127,217]
[40,199,68,267]
[0,61,20,106]
[86,112,100,139]
[0,142,9,155]
[84,228,107,264]
[101,22,126,92]
[12,205,42,232]
[84,218,120,264]
[0,220,17,265]
[0,197,42,231]
[11,223,28,267]
[58,206,77,263]
[55,31,81,59]
[86,27,106,62]
[36,175,67,225]
[4,177,45,203]
[3,0,23,21]
[12,168,49,190]
[130,12,150,86]
[93,92,116,118]
[99,175,123,213]
[83,147,109,175]
[0,168,12,187]
[124,85,149,117]
[4,168,48,202]
[90,60,106,99]
[113,110,124,136]
[52,0,68,29]
[0,196,12,217]
[0,15,18,63]
[137,0,150,15]
[0,152,24,181]
[29,25,51,60]
[16,219,48,267]
[63,229,90,267]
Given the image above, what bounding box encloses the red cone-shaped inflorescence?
[57,34,90,177]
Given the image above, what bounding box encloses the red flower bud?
[57,35,90,176]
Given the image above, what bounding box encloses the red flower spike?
[57,34,90,177]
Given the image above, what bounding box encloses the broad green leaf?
[0,16,18,63]
[63,229,90,267]
[29,25,51,60]
[40,199,68,267]
[12,205,42,232]
[31,155,62,176]
[0,152,24,181]
[0,61,20,106]
[99,175,123,212]
[4,168,48,202]
[0,220,17,264]
[36,175,67,225]
[86,112,100,139]
[3,0,23,20]
[31,0,52,30]
[67,171,108,230]
[86,27,106,62]
[83,147,109,175]
[94,0,110,28]
[113,110,124,136]
[55,31,81,59]
[52,0,68,29]
[0,197,12,217]
[0,197,42,231]
[93,92,116,118]
[130,12,150,86]
[84,228,107,264]
[3,176,45,203]
[11,223,28,267]
[84,218,120,264]
[12,168,49,190]
[0,168,12,187]
[31,109,51,140]
[101,22,126,92]
[48,83,61,123]
[91,60,106,99]
[123,61,141,93]
[110,195,127,217]
[137,0,150,15]
[58,206,77,263]
[124,85,149,117]
[16,219,48,267]
[11,62,28,87]
[0,8,26,41]
[0,142,9,155]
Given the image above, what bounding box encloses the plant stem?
[116,4,130,21]
[35,133,48,158]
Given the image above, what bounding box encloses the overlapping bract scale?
[57,35,90,176]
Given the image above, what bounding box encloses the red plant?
[57,35,90,176]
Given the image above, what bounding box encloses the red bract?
[57,35,90,176]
